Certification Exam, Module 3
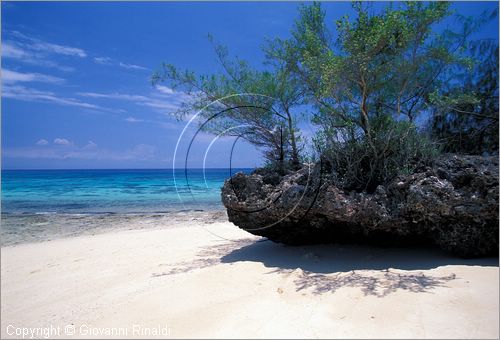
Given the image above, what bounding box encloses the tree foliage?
[152,36,305,172]
[154,2,498,191]
[265,1,497,191]
[430,39,499,154]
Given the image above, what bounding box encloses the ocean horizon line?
[1,167,256,171]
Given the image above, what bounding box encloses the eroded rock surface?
[221,155,499,257]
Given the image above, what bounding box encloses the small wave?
[33,211,58,215]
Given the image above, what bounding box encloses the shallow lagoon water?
[1,168,250,245]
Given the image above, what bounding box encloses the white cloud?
[125,117,144,123]
[3,85,98,109]
[119,62,148,70]
[2,41,76,72]
[93,56,113,65]
[2,31,86,73]
[92,56,147,71]
[53,138,73,146]
[31,41,86,58]
[77,92,149,101]
[35,139,49,146]
[3,143,158,162]
[2,43,29,59]
[3,85,124,113]
[2,69,65,84]
[77,90,190,114]
[84,141,98,149]
[156,85,174,95]
[9,30,87,58]
[140,99,181,111]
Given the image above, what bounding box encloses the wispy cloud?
[92,55,147,71]
[118,62,148,70]
[3,143,159,162]
[93,56,113,65]
[78,92,149,101]
[9,30,86,57]
[156,85,175,95]
[3,85,124,113]
[77,88,190,113]
[53,138,74,146]
[123,116,186,132]
[4,31,146,74]
[3,43,28,59]
[35,139,49,146]
[125,117,145,123]
[2,31,87,71]
[3,42,76,72]
[2,69,65,84]
[30,40,86,58]
[84,141,98,149]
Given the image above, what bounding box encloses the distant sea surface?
[1,168,251,245]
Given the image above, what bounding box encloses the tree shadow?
[280,268,457,297]
[152,238,498,297]
[221,240,497,296]
[151,238,255,277]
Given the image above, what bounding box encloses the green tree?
[152,36,305,171]
[266,2,485,191]
[429,39,499,154]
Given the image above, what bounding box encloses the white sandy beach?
[1,220,498,339]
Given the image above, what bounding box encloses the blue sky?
[2,1,498,169]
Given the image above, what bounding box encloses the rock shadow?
[152,238,497,297]
[220,240,498,296]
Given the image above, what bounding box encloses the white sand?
[1,221,498,339]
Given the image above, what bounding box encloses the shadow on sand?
[220,240,498,296]
[153,238,498,297]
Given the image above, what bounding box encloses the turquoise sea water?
[1,169,251,245]
[2,168,251,214]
